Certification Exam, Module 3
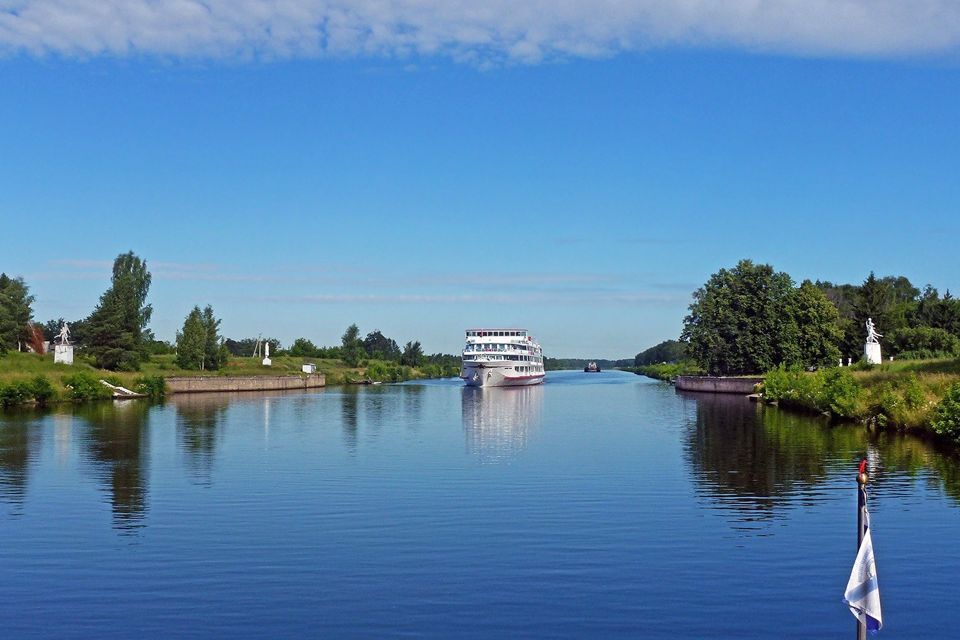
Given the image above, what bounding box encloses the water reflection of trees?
[0,411,42,512]
[338,385,425,451]
[173,395,228,485]
[683,392,960,526]
[340,388,359,452]
[76,401,151,532]
[461,385,543,463]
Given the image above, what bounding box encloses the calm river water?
[2,370,960,638]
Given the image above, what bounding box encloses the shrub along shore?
[0,352,457,407]
[628,358,960,446]
[760,359,960,445]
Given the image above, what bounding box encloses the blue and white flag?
[844,523,883,632]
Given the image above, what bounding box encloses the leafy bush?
[931,382,960,442]
[0,380,32,406]
[763,366,863,417]
[134,375,166,400]
[61,372,111,401]
[763,366,823,411]
[30,375,56,405]
[820,368,864,417]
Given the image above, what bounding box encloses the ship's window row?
[466,330,527,337]
[464,354,541,362]
[465,343,537,353]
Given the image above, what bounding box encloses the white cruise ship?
[460,328,545,387]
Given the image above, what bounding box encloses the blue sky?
[1,2,959,358]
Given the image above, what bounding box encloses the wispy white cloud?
[256,290,687,306]
[1,1,958,64]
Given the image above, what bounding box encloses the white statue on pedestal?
[864,317,882,364]
[54,322,74,365]
[262,341,272,367]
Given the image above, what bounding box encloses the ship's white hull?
[460,364,545,388]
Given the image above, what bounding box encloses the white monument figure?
[864,317,883,365]
[262,340,272,367]
[53,322,74,365]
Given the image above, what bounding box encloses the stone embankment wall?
[675,376,763,394]
[166,374,325,394]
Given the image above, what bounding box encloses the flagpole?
[856,458,868,640]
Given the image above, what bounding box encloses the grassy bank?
[761,358,960,443]
[0,351,458,406]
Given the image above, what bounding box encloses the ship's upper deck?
[465,329,528,339]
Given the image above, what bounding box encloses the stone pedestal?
[262,357,272,367]
[54,344,74,365]
[864,342,882,365]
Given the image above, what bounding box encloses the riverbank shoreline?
[0,352,453,407]
[629,358,960,448]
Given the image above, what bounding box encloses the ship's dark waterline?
[2,370,959,638]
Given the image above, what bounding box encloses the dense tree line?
[634,340,685,366]
[677,259,960,376]
[281,324,447,369]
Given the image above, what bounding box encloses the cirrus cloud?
[1,1,959,64]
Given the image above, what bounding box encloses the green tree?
[85,252,153,370]
[854,272,896,338]
[0,274,34,353]
[363,330,401,361]
[783,280,843,368]
[341,323,364,366]
[176,306,226,371]
[400,340,424,367]
[200,306,227,370]
[176,307,206,370]
[681,260,796,375]
[289,338,319,357]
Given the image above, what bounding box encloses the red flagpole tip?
[858,459,868,475]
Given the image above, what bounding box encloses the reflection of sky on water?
[461,385,543,464]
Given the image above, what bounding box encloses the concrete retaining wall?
[165,374,325,394]
[676,376,763,394]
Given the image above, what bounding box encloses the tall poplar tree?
[85,252,152,370]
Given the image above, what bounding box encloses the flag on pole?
[844,514,883,632]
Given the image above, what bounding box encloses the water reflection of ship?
[461,385,543,463]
